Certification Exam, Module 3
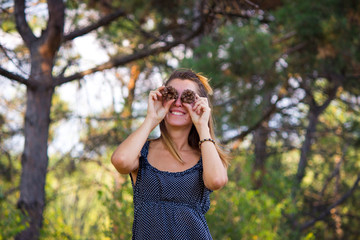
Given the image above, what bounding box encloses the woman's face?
[164,78,199,128]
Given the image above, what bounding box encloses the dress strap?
[140,140,150,159]
[130,141,150,188]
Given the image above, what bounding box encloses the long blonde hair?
[159,69,230,167]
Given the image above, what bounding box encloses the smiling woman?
[111,69,230,240]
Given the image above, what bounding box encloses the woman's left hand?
[183,94,211,130]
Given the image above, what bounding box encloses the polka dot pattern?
[130,141,213,240]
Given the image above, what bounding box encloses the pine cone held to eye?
[160,86,178,101]
[181,89,196,104]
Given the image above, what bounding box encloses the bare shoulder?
[148,139,170,157]
[148,139,161,148]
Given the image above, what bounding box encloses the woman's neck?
[164,124,192,151]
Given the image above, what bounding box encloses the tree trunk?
[252,121,269,189]
[292,78,341,200]
[251,90,271,189]
[296,108,320,184]
[121,64,140,128]
[14,1,64,238]
[16,85,53,240]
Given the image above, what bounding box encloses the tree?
[0,0,237,238]
[2,0,359,238]
[180,0,360,238]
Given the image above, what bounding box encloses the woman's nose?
[174,96,182,106]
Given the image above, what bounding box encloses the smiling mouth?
[170,111,185,116]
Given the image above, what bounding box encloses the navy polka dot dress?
[130,141,213,240]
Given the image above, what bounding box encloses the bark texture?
[252,122,269,189]
[14,0,64,239]
[16,87,53,240]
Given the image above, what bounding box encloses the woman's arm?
[111,118,157,174]
[197,126,228,190]
[111,87,175,174]
[184,97,228,190]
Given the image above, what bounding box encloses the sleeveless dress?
[130,141,213,240]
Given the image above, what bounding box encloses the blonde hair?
[159,69,230,167]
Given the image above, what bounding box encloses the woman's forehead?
[167,78,199,92]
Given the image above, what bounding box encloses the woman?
[111,69,229,239]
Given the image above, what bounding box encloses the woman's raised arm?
[111,87,174,174]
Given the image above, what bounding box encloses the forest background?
[1,0,360,239]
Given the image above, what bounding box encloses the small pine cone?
[181,89,196,104]
[160,86,178,101]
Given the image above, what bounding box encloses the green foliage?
[51,93,71,123]
[102,177,134,240]
[299,98,360,239]
[41,151,114,239]
[182,23,278,85]
[0,113,25,239]
[0,0,15,33]
[1,19,16,33]
[180,23,284,139]
[206,151,300,240]
[0,189,26,240]
[274,0,360,74]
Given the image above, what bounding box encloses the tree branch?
[0,66,33,87]
[283,42,307,56]
[320,146,347,197]
[294,105,321,186]
[272,31,296,44]
[244,0,259,8]
[126,17,168,44]
[221,78,290,144]
[40,0,65,54]
[318,75,343,112]
[14,0,36,47]
[0,43,29,76]
[53,44,173,86]
[3,186,20,198]
[294,79,341,189]
[300,173,360,230]
[63,8,127,42]
[53,20,205,87]
[221,99,278,144]
[212,10,271,23]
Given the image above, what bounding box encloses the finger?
[150,91,159,101]
[163,98,175,111]
[157,86,165,96]
[193,100,206,111]
[149,92,155,101]
[196,106,203,115]
[192,101,201,110]
[184,103,197,118]
[156,91,162,98]
[195,103,210,115]
[183,103,193,113]
[193,97,207,107]
[194,94,208,101]
[157,86,166,91]
[151,89,165,101]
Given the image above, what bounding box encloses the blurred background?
[1,0,359,239]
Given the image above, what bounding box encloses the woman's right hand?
[146,86,175,125]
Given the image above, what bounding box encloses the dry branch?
[53,20,205,87]
[300,174,360,230]
[63,8,127,42]
[0,66,31,86]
